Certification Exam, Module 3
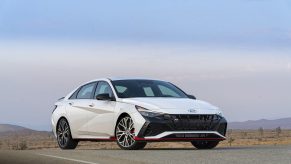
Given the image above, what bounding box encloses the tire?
[115,116,147,150]
[57,118,78,149]
[191,141,219,149]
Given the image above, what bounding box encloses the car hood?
[120,98,221,115]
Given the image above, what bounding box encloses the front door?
[86,81,117,138]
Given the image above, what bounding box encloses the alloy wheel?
[116,117,136,147]
[57,119,70,147]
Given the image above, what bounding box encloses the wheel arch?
[56,117,70,134]
[114,112,131,136]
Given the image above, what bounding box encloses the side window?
[94,81,114,98]
[158,85,180,97]
[69,89,79,99]
[76,83,96,99]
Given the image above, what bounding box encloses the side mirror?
[187,94,196,100]
[96,93,115,101]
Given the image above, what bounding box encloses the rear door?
[66,82,97,137]
[86,81,117,138]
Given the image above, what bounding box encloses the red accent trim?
[134,137,225,141]
[109,137,117,140]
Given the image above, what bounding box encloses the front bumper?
[136,114,227,141]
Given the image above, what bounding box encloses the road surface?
[0,145,290,164]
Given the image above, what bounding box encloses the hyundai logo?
[188,109,197,113]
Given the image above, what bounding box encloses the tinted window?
[76,83,96,99]
[94,81,114,98]
[143,87,154,96]
[158,85,180,97]
[112,80,187,98]
[116,86,127,93]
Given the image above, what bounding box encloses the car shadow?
[142,146,256,151]
[82,146,260,151]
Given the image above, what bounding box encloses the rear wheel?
[57,118,78,149]
[191,141,219,149]
[116,116,147,150]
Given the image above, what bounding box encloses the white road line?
[37,153,99,164]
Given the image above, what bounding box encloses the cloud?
[1,41,291,130]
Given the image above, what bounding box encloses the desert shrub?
[228,137,235,146]
[19,140,28,150]
[241,131,247,139]
[12,140,28,150]
[275,127,282,138]
[258,127,264,138]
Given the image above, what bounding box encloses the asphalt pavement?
[0,145,290,164]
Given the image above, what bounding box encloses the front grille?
[166,114,221,131]
[217,123,227,135]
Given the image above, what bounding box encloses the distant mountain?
[0,124,45,137]
[0,124,34,133]
[229,117,291,130]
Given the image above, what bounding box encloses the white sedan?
[51,78,227,150]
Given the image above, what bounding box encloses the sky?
[0,0,291,130]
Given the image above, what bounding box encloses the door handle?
[69,102,74,106]
[89,103,95,107]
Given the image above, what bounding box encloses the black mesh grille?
[167,114,221,131]
[217,123,227,136]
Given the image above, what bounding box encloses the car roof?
[108,77,163,81]
[88,77,164,82]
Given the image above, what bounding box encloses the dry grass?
[219,129,291,147]
[0,129,290,150]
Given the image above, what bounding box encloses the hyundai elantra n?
[51,78,227,150]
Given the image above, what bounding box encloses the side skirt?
[75,137,117,142]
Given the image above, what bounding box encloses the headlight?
[135,105,164,117]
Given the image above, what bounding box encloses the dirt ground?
[0,129,290,150]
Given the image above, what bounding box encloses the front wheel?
[191,141,219,149]
[116,116,147,150]
[57,118,78,149]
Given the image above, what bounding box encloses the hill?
[229,117,291,130]
[0,124,33,133]
[0,124,51,137]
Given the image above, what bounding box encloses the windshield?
[111,80,188,98]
